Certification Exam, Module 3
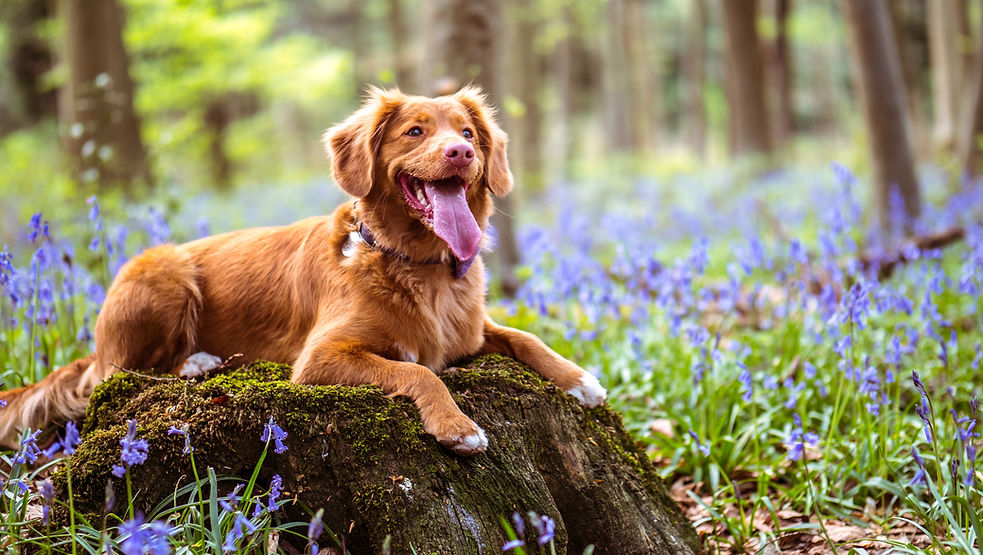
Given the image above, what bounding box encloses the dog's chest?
[390,274,484,371]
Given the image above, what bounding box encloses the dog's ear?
[454,86,513,196]
[324,88,403,197]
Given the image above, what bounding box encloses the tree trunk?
[3,0,57,131]
[420,0,521,297]
[510,0,545,192]
[59,356,700,554]
[601,0,655,154]
[958,6,983,176]
[722,0,772,157]
[58,0,150,190]
[843,0,922,231]
[927,0,963,149]
[682,0,708,157]
[387,0,414,91]
[888,0,930,155]
[768,0,793,147]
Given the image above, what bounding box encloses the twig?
[859,226,968,280]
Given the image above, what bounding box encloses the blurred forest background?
[2,0,983,286]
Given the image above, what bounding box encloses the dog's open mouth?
[398,172,480,262]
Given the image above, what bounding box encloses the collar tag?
[342,230,363,258]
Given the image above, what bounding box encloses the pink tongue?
[424,181,481,261]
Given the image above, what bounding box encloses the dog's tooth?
[416,188,426,204]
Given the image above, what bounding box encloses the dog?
[0,86,606,455]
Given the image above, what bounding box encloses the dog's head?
[324,86,512,263]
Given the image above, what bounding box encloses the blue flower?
[688,430,711,456]
[13,429,42,465]
[115,419,149,476]
[118,514,176,555]
[167,425,193,454]
[261,416,288,454]
[784,415,819,461]
[307,509,324,555]
[222,511,258,553]
[738,362,752,402]
[38,478,54,525]
[528,512,555,545]
[268,474,283,513]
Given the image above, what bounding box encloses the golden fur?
[0,87,605,455]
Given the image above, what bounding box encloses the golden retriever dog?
[0,87,606,455]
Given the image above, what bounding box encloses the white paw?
[448,426,488,456]
[179,352,223,378]
[566,372,607,407]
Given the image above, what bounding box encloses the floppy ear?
[323,88,403,198]
[454,86,514,196]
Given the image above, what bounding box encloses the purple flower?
[261,416,288,454]
[222,511,258,552]
[527,512,556,546]
[43,421,82,458]
[502,539,525,551]
[784,415,819,461]
[738,362,752,402]
[268,474,283,512]
[966,444,977,487]
[307,509,324,555]
[38,478,54,525]
[910,446,926,486]
[13,429,42,465]
[28,213,50,244]
[167,425,192,454]
[220,484,243,513]
[118,514,176,555]
[115,419,149,476]
[0,246,13,290]
[689,430,711,456]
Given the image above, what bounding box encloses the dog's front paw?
[178,352,223,378]
[566,371,607,407]
[427,413,488,456]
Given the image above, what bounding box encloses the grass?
[0,161,981,553]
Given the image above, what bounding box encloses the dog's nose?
[443,143,475,167]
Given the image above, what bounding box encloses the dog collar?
[346,221,476,279]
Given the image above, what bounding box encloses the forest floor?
[670,478,934,554]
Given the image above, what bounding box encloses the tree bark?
[420,0,521,297]
[682,0,708,157]
[843,0,922,231]
[768,0,793,147]
[959,6,983,176]
[722,0,772,157]
[2,0,56,131]
[927,0,963,149]
[387,0,414,91]
[888,0,930,155]
[510,0,545,192]
[59,356,700,554]
[58,0,150,190]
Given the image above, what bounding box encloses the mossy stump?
[61,355,699,554]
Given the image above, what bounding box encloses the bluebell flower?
[28,213,50,244]
[43,421,81,458]
[167,425,193,454]
[38,478,54,525]
[307,509,324,555]
[688,430,710,456]
[784,415,819,461]
[910,446,926,486]
[118,514,176,555]
[738,362,752,402]
[222,511,258,553]
[268,474,283,513]
[966,444,977,487]
[114,419,148,477]
[526,512,556,546]
[0,246,13,290]
[261,416,288,454]
[511,511,525,536]
[13,429,42,465]
[219,484,243,513]
[803,362,816,379]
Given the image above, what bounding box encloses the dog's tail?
[0,353,101,449]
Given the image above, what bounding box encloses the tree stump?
[60,355,700,554]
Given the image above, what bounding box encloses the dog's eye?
[405,126,423,137]
[462,129,473,140]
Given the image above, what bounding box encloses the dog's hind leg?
[95,244,204,379]
[0,353,98,448]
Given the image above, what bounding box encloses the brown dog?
[0,87,605,455]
